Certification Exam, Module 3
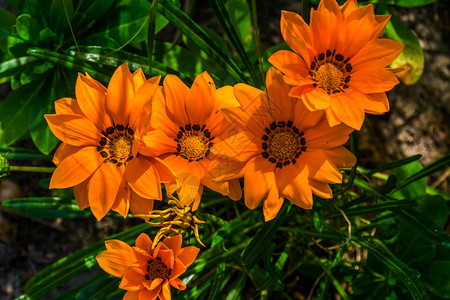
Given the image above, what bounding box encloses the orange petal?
[211,131,258,162]
[244,165,273,209]
[129,76,161,130]
[185,72,215,125]
[143,278,163,291]
[302,150,342,183]
[138,288,160,300]
[149,157,175,183]
[268,50,310,84]
[52,143,81,165]
[163,235,182,256]
[263,186,284,221]
[323,146,356,168]
[88,162,124,220]
[292,98,324,130]
[351,67,399,94]
[163,74,189,126]
[297,88,333,111]
[119,269,145,291]
[175,174,203,211]
[177,246,200,268]
[49,146,103,189]
[361,92,389,114]
[325,107,342,127]
[73,178,90,209]
[125,157,162,200]
[228,179,243,201]
[105,239,133,251]
[111,177,131,218]
[265,68,297,121]
[129,188,154,216]
[330,94,365,130]
[106,63,135,126]
[123,291,140,300]
[341,0,359,16]
[132,68,146,91]
[170,278,186,290]
[160,249,175,269]
[282,174,313,209]
[351,39,404,69]
[140,130,177,157]
[76,73,112,130]
[215,86,240,111]
[232,83,265,117]
[309,179,333,199]
[161,282,171,300]
[45,114,101,146]
[96,248,135,278]
[170,259,187,279]
[305,120,353,149]
[280,10,313,61]
[54,98,83,115]
[150,89,179,136]
[135,233,152,253]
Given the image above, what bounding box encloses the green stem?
[251,0,265,87]
[10,166,55,173]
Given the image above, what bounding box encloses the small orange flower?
[139,72,243,210]
[96,233,199,300]
[212,68,356,221]
[45,64,174,220]
[268,0,404,130]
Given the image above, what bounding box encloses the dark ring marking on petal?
[335,54,344,61]
[100,151,108,158]
[185,124,191,131]
[262,152,269,158]
[265,128,271,135]
[127,128,134,136]
[262,135,268,141]
[346,64,352,72]
[310,61,316,70]
[277,121,286,127]
[345,76,351,83]
[193,124,200,131]
[177,132,183,139]
[318,53,325,60]
[283,161,291,166]
[204,130,211,138]
[262,142,268,150]
[276,162,283,168]
[270,122,276,130]
[268,158,276,163]
[287,121,293,128]
[106,127,115,134]
[116,124,125,131]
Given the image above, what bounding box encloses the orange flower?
[96,233,199,300]
[139,72,243,210]
[212,68,356,221]
[45,64,174,220]
[268,0,404,130]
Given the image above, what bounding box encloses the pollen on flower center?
[144,257,171,281]
[309,49,352,95]
[96,123,135,167]
[175,124,214,162]
[110,136,132,160]
[261,121,307,169]
[269,131,298,160]
[315,63,344,91]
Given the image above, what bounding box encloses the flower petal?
[185,72,216,125]
[129,76,161,130]
[73,178,90,209]
[361,92,389,114]
[135,233,152,253]
[129,188,155,216]
[282,174,313,209]
[125,157,162,200]
[140,130,177,157]
[52,143,81,165]
[177,246,200,268]
[309,179,333,199]
[280,10,314,62]
[111,177,131,218]
[106,63,135,126]
[323,146,356,168]
[265,68,297,121]
[49,146,103,189]
[123,291,140,300]
[45,114,101,146]
[163,74,189,126]
[244,164,273,209]
[268,50,310,84]
[263,186,284,221]
[54,97,83,115]
[96,248,135,278]
[163,235,182,256]
[88,162,124,220]
[293,98,325,130]
[302,150,342,183]
[305,119,353,149]
[330,94,365,130]
[119,269,145,291]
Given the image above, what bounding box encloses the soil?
[0,1,449,299]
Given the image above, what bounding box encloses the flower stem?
[10,166,55,173]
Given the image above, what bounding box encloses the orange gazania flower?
[138,72,242,210]
[45,64,174,220]
[212,68,356,221]
[268,0,404,130]
[96,233,199,300]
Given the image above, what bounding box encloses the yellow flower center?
[145,258,171,281]
[180,134,207,160]
[269,131,298,160]
[309,49,353,95]
[175,124,214,162]
[261,121,307,169]
[110,135,132,160]
[314,63,344,92]
[97,123,135,167]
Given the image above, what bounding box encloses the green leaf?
[391,155,450,196]
[158,0,245,83]
[72,0,115,29]
[391,161,426,199]
[313,201,324,232]
[38,28,59,47]
[326,200,418,219]
[82,0,168,48]
[422,260,450,298]
[207,262,226,300]
[242,202,291,270]
[23,223,152,299]
[365,154,422,177]
[147,0,158,75]
[15,14,41,44]
[385,13,423,85]
[2,197,91,219]
[398,209,450,249]
[353,238,429,300]
[0,7,15,31]
[416,195,448,228]
[209,0,261,86]
[394,0,438,7]
[51,274,121,300]
[226,273,247,300]
[0,56,36,81]
[20,63,42,85]
[0,80,44,146]
[48,0,73,33]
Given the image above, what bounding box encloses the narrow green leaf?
[23,223,153,299]
[422,260,450,298]
[2,197,91,219]
[48,0,73,33]
[0,7,15,31]
[226,273,247,300]
[364,154,422,177]
[207,262,226,300]
[309,254,349,300]
[0,80,44,146]
[242,202,291,270]
[15,14,40,44]
[0,56,36,80]
[326,200,418,219]
[147,0,158,75]
[51,274,121,300]
[394,0,438,7]
[353,238,429,300]
[313,201,324,232]
[158,0,245,83]
[208,0,261,86]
